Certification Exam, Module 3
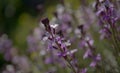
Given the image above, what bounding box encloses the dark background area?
[0,0,60,69]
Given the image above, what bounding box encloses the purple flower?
[27,34,38,52]
[41,18,79,73]
[83,49,92,59]
[45,57,54,64]
[57,52,67,58]
[79,40,86,49]
[90,54,101,68]
[89,60,97,68]
[61,13,72,23]
[96,0,119,40]
[99,27,111,39]
[0,34,13,61]
[41,18,51,32]
[80,68,87,73]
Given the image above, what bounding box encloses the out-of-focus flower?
[12,56,30,72]
[80,68,87,73]
[0,34,13,61]
[83,49,92,59]
[27,34,38,52]
[90,54,101,68]
[96,0,119,40]
[2,65,15,73]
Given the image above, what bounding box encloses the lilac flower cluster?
[0,34,13,61]
[96,0,118,39]
[0,35,30,73]
[78,25,101,68]
[41,18,78,73]
[96,0,120,56]
[41,16,102,73]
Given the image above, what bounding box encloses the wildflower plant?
[0,0,120,73]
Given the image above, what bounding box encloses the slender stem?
[110,24,120,54]
[109,21,120,72]
[50,31,77,73]
[56,42,77,73]
[86,41,106,73]
[66,58,77,73]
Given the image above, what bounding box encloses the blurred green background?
[1,0,120,73]
[0,0,94,71]
[0,0,92,49]
[0,0,60,48]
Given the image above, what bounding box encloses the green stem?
[50,32,77,73]
[66,58,77,73]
